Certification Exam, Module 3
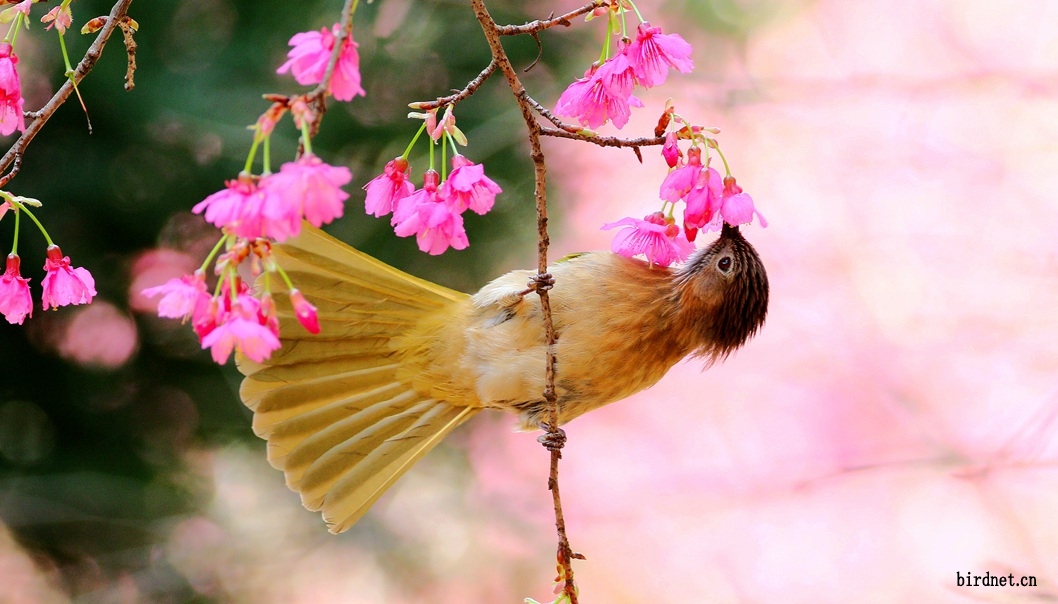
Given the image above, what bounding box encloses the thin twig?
[541,126,665,149]
[496,1,609,36]
[470,1,579,602]
[522,92,668,151]
[0,0,134,176]
[411,59,498,111]
[117,17,137,91]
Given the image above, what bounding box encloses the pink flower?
[192,176,268,239]
[602,212,695,268]
[41,5,73,34]
[0,253,32,324]
[659,147,703,203]
[141,271,209,321]
[719,177,768,227]
[392,170,469,255]
[200,294,281,364]
[441,155,502,215]
[277,24,365,102]
[363,157,413,217]
[262,154,352,239]
[0,0,32,21]
[683,166,724,230]
[0,42,25,136]
[289,289,320,334]
[41,245,96,310]
[662,132,680,168]
[0,201,8,221]
[555,54,643,130]
[622,22,694,88]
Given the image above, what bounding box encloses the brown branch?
[541,126,665,149]
[521,92,667,151]
[117,17,137,91]
[0,0,134,178]
[496,1,609,36]
[410,59,498,111]
[471,2,580,602]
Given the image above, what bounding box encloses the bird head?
[673,223,769,361]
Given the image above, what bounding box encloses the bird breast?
[401,252,694,430]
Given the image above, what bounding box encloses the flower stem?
[273,260,297,291]
[447,129,461,157]
[441,131,449,180]
[402,121,428,160]
[242,136,262,175]
[199,233,230,273]
[11,204,18,254]
[598,13,613,63]
[300,120,314,156]
[428,133,435,171]
[13,203,53,246]
[626,0,645,23]
[263,135,272,175]
[4,11,23,45]
[713,143,733,177]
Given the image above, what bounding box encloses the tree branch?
[411,59,498,111]
[470,1,580,602]
[0,0,135,179]
[496,1,609,36]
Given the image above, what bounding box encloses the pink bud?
[662,132,680,168]
[422,169,440,192]
[289,289,320,334]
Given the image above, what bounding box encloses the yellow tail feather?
[237,226,480,533]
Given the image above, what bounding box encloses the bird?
[236,223,769,533]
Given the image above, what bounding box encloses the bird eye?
[718,256,732,272]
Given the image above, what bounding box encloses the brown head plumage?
[673,223,769,361]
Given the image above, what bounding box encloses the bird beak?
[720,223,740,239]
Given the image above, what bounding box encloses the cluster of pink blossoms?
[555,21,693,130]
[362,108,502,255]
[0,3,100,324]
[277,23,365,102]
[142,264,318,364]
[146,151,349,365]
[0,246,96,325]
[604,126,767,267]
[143,21,365,364]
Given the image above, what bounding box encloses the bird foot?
[529,272,554,293]
[537,426,566,452]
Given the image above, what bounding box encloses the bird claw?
[537,426,566,452]
[529,272,554,293]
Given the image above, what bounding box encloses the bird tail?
[237,226,480,534]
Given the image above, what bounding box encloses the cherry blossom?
[277,24,365,102]
[262,154,352,240]
[289,289,320,334]
[141,271,210,321]
[392,171,469,255]
[41,245,96,310]
[0,253,32,324]
[441,155,501,215]
[0,42,25,136]
[602,212,694,268]
[622,22,694,88]
[363,157,414,217]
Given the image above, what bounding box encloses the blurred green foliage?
[0,0,594,599]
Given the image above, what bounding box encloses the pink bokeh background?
[5,1,1058,602]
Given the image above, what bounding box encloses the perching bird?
[237,223,768,533]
